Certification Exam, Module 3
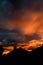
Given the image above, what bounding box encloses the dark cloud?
[10,0,43,10]
[0,27,41,46]
[0,0,43,21]
[24,33,41,42]
[0,0,14,21]
[0,28,24,46]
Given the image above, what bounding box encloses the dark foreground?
[0,46,43,64]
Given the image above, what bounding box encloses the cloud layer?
[0,27,41,46]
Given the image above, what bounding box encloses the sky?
[0,0,43,21]
[0,0,43,45]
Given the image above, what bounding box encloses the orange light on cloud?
[1,10,43,55]
[2,46,14,55]
[2,39,43,55]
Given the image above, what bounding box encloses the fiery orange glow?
[2,39,43,55]
[2,11,43,55]
[3,11,43,37]
[2,46,14,55]
[16,39,43,51]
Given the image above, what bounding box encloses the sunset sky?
[0,0,43,55]
[0,0,43,46]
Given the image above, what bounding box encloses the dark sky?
[0,0,43,20]
[10,0,43,10]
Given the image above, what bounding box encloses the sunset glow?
[0,0,43,55]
